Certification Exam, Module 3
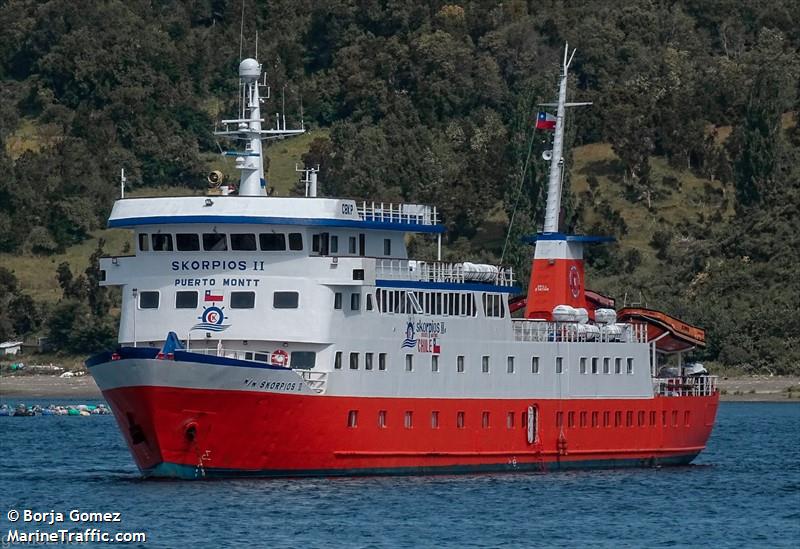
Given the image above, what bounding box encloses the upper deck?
[107,196,445,234]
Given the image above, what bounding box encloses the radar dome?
[239,58,261,81]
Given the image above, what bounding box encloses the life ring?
[271,349,289,367]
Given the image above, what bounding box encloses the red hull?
[103,386,719,478]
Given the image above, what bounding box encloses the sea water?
[1,401,798,548]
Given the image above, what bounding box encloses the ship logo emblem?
[192,305,231,332]
[401,322,417,348]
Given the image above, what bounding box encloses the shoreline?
[1,373,798,402]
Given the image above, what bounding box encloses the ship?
[87,45,719,479]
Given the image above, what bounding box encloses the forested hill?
[0,1,798,372]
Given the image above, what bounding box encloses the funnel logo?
[568,266,581,299]
[192,305,231,332]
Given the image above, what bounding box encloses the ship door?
[358,233,366,256]
[527,405,539,444]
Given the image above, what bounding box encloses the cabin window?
[334,351,342,369]
[579,411,587,427]
[330,235,339,253]
[138,291,159,309]
[254,353,269,362]
[347,410,358,428]
[365,353,373,371]
[481,355,490,373]
[615,358,622,374]
[615,411,623,427]
[684,411,691,427]
[604,411,611,427]
[151,234,173,251]
[591,357,599,374]
[507,412,515,429]
[531,356,540,373]
[404,411,413,429]
[334,292,343,310]
[202,233,227,251]
[592,411,599,427]
[431,355,439,373]
[366,294,374,311]
[348,236,357,254]
[349,352,359,370]
[627,358,634,374]
[175,291,198,309]
[431,411,440,429]
[230,291,255,309]
[482,412,490,429]
[273,291,299,309]
[231,233,257,251]
[638,411,646,427]
[672,410,679,427]
[405,354,413,372]
[568,411,575,428]
[507,356,515,373]
[138,233,149,251]
[350,293,360,311]
[457,355,465,373]
[650,411,657,426]
[457,411,465,429]
[176,233,200,251]
[580,357,587,374]
[603,357,611,374]
[290,351,315,370]
[378,410,387,428]
[259,233,286,251]
[626,411,634,427]
[288,233,303,250]
[383,238,391,256]
[378,353,387,371]
[556,411,564,428]
[556,356,564,374]
[358,234,365,256]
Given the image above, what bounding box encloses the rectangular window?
[507,356,515,373]
[663,410,668,427]
[378,410,387,428]
[349,352,359,370]
[579,411,587,428]
[672,410,679,427]
[482,411,490,429]
[481,355,490,373]
[286,233,302,250]
[366,294,373,311]
[378,353,387,371]
[531,356,540,373]
[457,411,465,429]
[626,411,634,427]
[615,411,622,427]
[405,354,413,372]
[457,355,465,373]
[568,411,575,428]
[350,293,360,311]
[254,353,269,363]
[626,358,634,374]
[580,357,587,374]
[365,352,373,371]
[507,412,515,429]
[404,411,413,429]
[684,410,691,427]
[591,357,599,374]
[151,234,173,251]
[259,233,286,251]
[556,356,564,374]
[176,233,200,251]
[230,233,257,251]
[348,236,357,254]
[347,410,358,428]
[614,358,622,374]
[290,351,315,369]
[330,235,339,253]
[592,411,599,428]
[431,355,439,373]
[138,291,159,309]
[202,233,227,251]
[175,291,198,309]
[638,411,645,427]
[603,357,611,374]
[383,238,391,256]
[431,411,440,429]
[231,291,255,308]
[138,233,149,251]
[556,411,563,428]
[604,411,611,427]
[650,411,657,426]
[273,291,298,309]
[334,351,342,370]
[334,292,342,310]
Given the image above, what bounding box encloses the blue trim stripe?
[108,215,446,234]
[522,232,615,244]
[376,279,520,294]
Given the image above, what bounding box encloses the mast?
[215,59,305,197]
[542,44,576,233]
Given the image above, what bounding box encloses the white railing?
[653,376,718,397]
[511,320,647,343]
[376,259,515,287]
[358,202,438,226]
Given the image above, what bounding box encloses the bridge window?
[138,291,159,309]
[350,293,360,311]
[330,235,339,253]
[482,293,505,317]
[273,291,299,309]
[349,352,359,370]
[348,236,357,254]
[334,292,342,310]
[627,358,634,374]
[151,234,173,251]
[259,233,286,251]
[202,233,227,251]
[288,233,303,250]
[231,291,255,308]
[138,233,149,251]
[176,233,200,251]
[175,291,198,309]
[365,352,373,371]
[334,351,342,369]
[290,351,315,370]
[231,233,257,251]
[531,356,540,373]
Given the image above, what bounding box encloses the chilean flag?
[204,290,223,302]
[535,111,556,131]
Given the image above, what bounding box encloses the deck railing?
[358,202,438,226]
[511,319,648,343]
[376,259,515,287]
[653,376,718,397]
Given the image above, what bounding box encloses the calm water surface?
[1,401,798,548]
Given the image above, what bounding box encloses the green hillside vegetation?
[0,0,798,372]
